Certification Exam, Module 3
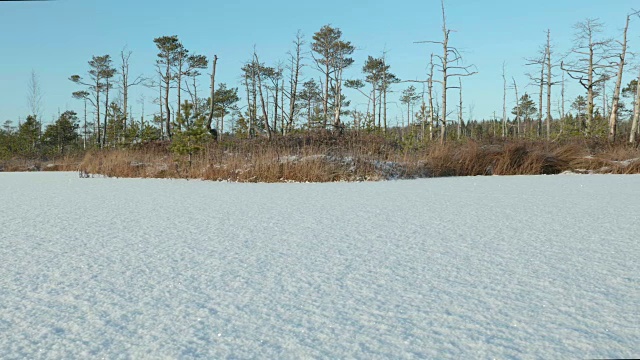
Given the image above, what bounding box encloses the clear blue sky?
[0,0,638,126]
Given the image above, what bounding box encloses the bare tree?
[26,70,44,122]
[254,51,272,140]
[241,60,258,138]
[285,31,305,134]
[102,60,116,147]
[561,19,612,136]
[119,48,144,137]
[416,0,477,144]
[525,50,546,138]
[607,13,636,142]
[428,55,436,140]
[545,29,553,140]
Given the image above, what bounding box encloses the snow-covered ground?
[1,172,638,359]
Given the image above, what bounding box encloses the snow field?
[0,172,638,358]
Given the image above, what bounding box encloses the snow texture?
[0,172,639,359]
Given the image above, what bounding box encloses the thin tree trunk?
[244,72,252,138]
[273,79,279,134]
[608,15,630,142]
[96,85,101,147]
[281,78,285,134]
[164,61,171,139]
[458,78,463,139]
[546,29,552,140]
[176,52,184,126]
[586,32,595,136]
[561,71,565,128]
[254,53,272,140]
[104,77,109,146]
[207,55,218,131]
[307,97,312,130]
[502,63,507,138]
[83,98,87,149]
[630,68,640,143]
[288,32,303,134]
[382,57,388,132]
[372,83,377,130]
[323,61,330,129]
[538,61,544,138]
[122,54,128,137]
[252,66,258,136]
[383,83,387,132]
[440,13,449,145]
[428,55,435,141]
[220,113,224,138]
[512,77,520,137]
[333,66,344,130]
[603,78,608,120]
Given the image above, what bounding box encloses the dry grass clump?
[79,149,173,178]
[71,134,640,182]
[0,154,82,172]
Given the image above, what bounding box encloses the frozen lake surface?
[1,172,639,358]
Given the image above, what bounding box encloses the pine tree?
[42,111,79,154]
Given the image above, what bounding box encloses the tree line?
[1,1,640,162]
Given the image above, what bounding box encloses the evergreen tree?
[42,111,79,154]
[401,86,421,128]
[298,79,322,129]
[311,25,355,128]
[512,93,537,135]
[70,55,114,147]
[212,83,240,136]
[154,35,184,139]
[17,115,41,156]
[170,101,209,166]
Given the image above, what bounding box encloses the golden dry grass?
[13,133,638,182]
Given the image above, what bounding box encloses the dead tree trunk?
[382,56,388,132]
[119,48,143,142]
[207,55,218,132]
[287,31,304,134]
[104,76,110,146]
[243,71,253,138]
[458,78,463,139]
[561,71,565,128]
[546,29,552,140]
[157,68,164,139]
[440,2,449,145]
[608,15,630,142]
[428,55,435,141]
[176,51,185,126]
[254,53,272,140]
[502,63,507,138]
[513,77,520,137]
[415,1,476,143]
[538,60,544,138]
[630,68,640,143]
